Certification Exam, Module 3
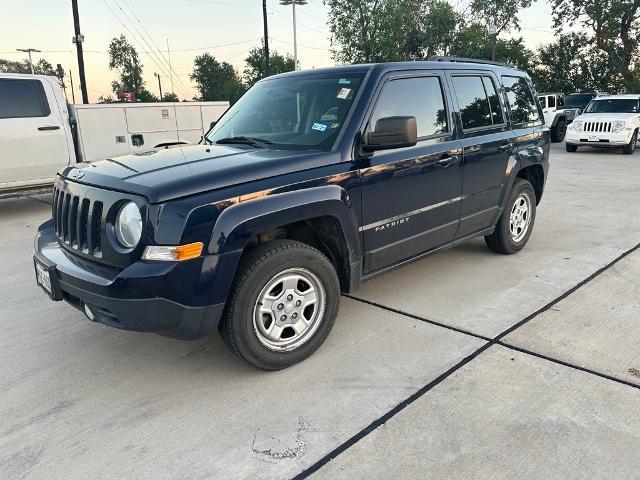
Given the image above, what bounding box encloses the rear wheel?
[220,239,340,370]
[551,118,567,142]
[485,178,536,254]
[565,143,578,152]
[622,129,638,155]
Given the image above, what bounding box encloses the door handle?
[38,126,61,131]
[435,155,459,167]
[498,142,515,152]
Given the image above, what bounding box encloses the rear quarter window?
[501,76,543,128]
[0,78,51,119]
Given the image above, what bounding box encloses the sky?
[1,0,559,103]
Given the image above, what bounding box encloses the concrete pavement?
[1,143,639,479]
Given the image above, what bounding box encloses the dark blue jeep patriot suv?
[34,59,549,370]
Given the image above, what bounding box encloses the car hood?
[576,112,640,122]
[59,144,340,203]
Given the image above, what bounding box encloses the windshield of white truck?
[585,98,639,114]
[205,72,366,151]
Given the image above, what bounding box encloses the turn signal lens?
[142,242,203,261]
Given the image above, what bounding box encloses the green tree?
[324,0,424,63]
[107,34,156,102]
[470,0,533,36]
[551,0,640,91]
[419,0,461,58]
[0,57,56,75]
[191,53,245,103]
[161,92,180,102]
[243,47,295,87]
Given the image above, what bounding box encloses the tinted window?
[548,96,556,108]
[370,76,447,138]
[0,78,50,119]
[482,76,504,125]
[585,98,639,113]
[502,76,542,127]
[452,76,492,129]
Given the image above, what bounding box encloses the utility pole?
[69,69,76,103]
[154,73,163,101]
[71,0,89,104]
[167,39,174,95]
[488,24,498,62]
[280,1,307,70]
[262,0,270,77]
[16,48,41,74]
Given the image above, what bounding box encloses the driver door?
[358,72,463,273]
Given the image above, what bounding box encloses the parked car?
[563,91,608,115]
[0,73,229,197]
[34,58,550,370]
[565,94,640,154]
[538,92,574,142]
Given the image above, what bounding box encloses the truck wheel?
[220,239,340,370]
[622,129,638,155]
[551,119,567,142]
[485,178,536,254]
[566,143,578,152]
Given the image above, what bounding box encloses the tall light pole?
[154,73,163,101]
[280,0,307,70]
[71,0,89,104]
[262,0,270,76]
[16,48,41,74]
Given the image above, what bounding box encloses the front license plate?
[35,260,52,294]
[588,135,598,142]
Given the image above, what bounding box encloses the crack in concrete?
[251,417,309,463]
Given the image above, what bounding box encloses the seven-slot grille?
[583,121,612,133]
[52,185,103,257]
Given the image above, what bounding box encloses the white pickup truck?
[0,74,229,197]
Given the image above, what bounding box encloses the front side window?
[502,76,543,127]
[585,98,639,113]
[206,72,365,151]
[452,75,504,130]
[369,76,448,138]
[0,78,50,119]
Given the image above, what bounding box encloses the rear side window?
[548,96,556,108]
[501,76,542,127]
[370,76,448,138]
[452,75,504,130]
[0,78,50,119]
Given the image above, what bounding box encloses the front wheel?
[566,143,578,152]
[622,129,638,155]
[220,239,340,370]
[485,178,537,254]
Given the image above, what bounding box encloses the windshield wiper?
[215,136,272,149]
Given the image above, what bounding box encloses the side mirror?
[363,116,417,152]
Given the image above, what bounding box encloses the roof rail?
[427,56,515,68]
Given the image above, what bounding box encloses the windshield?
[565,94,594,108]
[205,72,366,151]
[584,98,639,114]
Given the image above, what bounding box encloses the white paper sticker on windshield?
[312,122,328,132]
[337,88,351,99]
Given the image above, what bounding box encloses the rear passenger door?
[501,75,548,183]
[359,72,463,273]
[448,72,515,237]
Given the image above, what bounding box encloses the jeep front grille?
[52,186,103,257]
[583,121,612,133]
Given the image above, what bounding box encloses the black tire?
[551,119,567,142]
[565,143,578,152]
[622,129,638,155]
[485,178,537,254]
[219,239,340,370]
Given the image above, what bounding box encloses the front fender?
[209,185,362,261]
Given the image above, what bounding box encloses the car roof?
[539,92,564,96]
[267,59,525,81]
[592,94,640,100]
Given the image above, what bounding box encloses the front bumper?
[34,220,225,339]
[566,129,634,146]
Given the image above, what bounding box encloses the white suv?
[565,94,640,154]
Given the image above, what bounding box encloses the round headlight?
[115,202,142,249]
